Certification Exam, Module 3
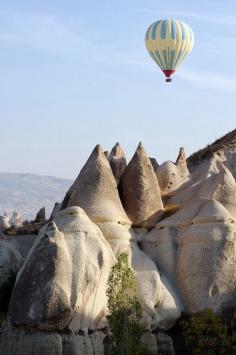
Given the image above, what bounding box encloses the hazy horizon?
[1,0,236,179]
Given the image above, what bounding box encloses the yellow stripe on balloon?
[145,18,194,76]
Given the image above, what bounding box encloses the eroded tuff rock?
[199,165,236,218]
[1,133,236,354]
[141,198,236,315]
[104,150,109,159]
[167,161,236,216]
[10,210,23,227]
[0,324,105,355]
[119,142,163,228]
[98,222,180,330]
[0,215,10,232]
[0,240,23,289]
[150,157,159,172]
[156,147,189,196]
[35,207,46,222]
[8,207,115,332]
[108,142,127,183]
[61,145,130,225]
[176,147,189,178]
[50,202,62,219]
[177,219,236,315]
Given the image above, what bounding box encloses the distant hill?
[0,173,72,220]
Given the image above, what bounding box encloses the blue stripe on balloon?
[174,50,182,67]
[151,20,161,40]
[169,49,175,68]
[160,20,167,39]
[180,22,187,40]
[163,49,168,67]
[171,20,176,39]
[155,50,165,68]
[145,26,150,41]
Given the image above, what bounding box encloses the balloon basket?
[166,78,172,82]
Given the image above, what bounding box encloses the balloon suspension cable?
[166,78,172,83]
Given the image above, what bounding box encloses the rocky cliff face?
[1,130,236,354]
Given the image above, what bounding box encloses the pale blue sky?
[0,0,235,178]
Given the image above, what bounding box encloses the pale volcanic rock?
[108,143,127,183]
[0,325,105,355]
[119,142,163,228]
[8,207,115,332]
[168,163,236,215]
[158,198,234,229]
[155,148,190,196]
[98,222,180,331]
[141,226,178,285]
[176,147,189,178]
[0,240,24,289]
[10,210,23,227]
[141,198,236,316]
[61,145,130,225]
[156,161,181,195]
[0,215,10,232]
[176,220,236,314]
[156,161,190,197]
[199,165,236,218]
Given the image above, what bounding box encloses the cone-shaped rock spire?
[108,142,127,183]
[176,147,189,178]
[119,142,163,228]
[150,157,159,172]
[61,145,130,224]
[35,207,46,223]
[104,151,109,159]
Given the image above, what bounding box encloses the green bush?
[181,309,236,355]
[106,252,153,355]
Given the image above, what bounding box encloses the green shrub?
[181,309,234,355]
[106,252,153,355]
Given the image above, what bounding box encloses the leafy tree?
[106,252,152,355]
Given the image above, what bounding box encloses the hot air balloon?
[145,19,194,82]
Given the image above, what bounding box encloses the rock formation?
[0,240,24,290]
[119,142,163,228]
[1,130,236,354]
[50,202,62,219]
[10,210,23,227]
[2,207,115,354]
[98,222,180,330]
[156,147,189,195]
[141,198,236,316]
[150,157,159,172]
[108,142,127,183]
[0,214,10,232]
[61,145,130,225]
[104,150,109,159]
[35,207,46,222]
[176,147,189,178]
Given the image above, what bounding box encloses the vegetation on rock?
[181,309,236,354]
[106,252,152,355]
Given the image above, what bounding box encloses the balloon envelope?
[145,19,194,81]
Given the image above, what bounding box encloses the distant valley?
[0,172,72,220]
